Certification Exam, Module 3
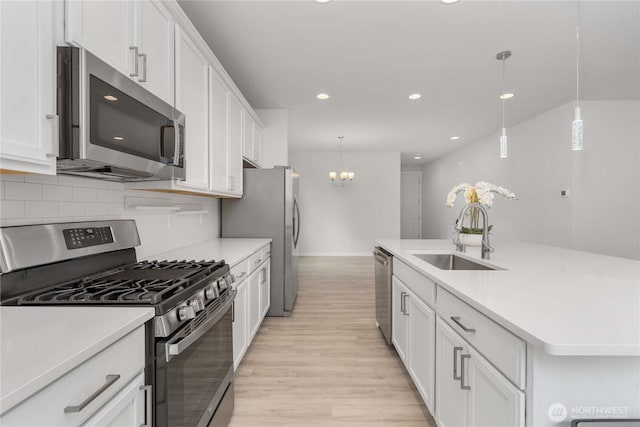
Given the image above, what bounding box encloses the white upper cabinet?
[65,0,174,104]
[228,94,244,195]
[175,25,209,191]
[65,0,132,75]
[242,110,263,167]
[0,0,57,174]
[132,0,174,103]
[209,69,230,193]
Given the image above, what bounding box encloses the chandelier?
[329,136,354,186]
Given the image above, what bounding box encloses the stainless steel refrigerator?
[221,166,300,317]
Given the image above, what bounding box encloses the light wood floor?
[229,256,436,427]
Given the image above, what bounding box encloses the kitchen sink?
[412,253,496,271]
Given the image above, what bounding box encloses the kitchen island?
[376,239,640,427]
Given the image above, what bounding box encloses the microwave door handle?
[174,121,183,167]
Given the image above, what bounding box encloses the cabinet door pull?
[232,301,235,322]
[260,268,266,284]
[139,384,152,427]
[451,316,476,333]
[255,258,262,265]
[64,374,120,413]
[129,46,139,77]
[235,271,246,280]
[45,114,59,157]
[400,291,406,313]
[453,346,463,381]
[402,293,409,315]
[138,53,147,83]
[460,354,471,390]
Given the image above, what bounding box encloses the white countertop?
[0,307,154,415]
[376,239,640,356]
[143,238,272,267]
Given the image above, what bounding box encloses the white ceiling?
[178,0,639,165]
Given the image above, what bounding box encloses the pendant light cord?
[576,0,580,107]
[501,57,506,129]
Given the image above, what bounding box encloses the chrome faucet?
[454,202,494,260]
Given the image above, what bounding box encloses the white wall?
[421,100,640,260]
[289,151,401,255]
[0,174,220,259]
[256,109,288,168]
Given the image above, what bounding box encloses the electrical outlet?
[561,189,571,198]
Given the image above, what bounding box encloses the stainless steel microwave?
[56,47,185,181]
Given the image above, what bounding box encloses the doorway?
[401,171,422,239]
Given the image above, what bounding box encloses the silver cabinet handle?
[402,293,409,315]
[460,354,471,390]
[255,258,262,264]
[229,175,235,191]
[138,53,147,83]
[129,46,139,77]
[453,346,463,380]
[400,291,406,314]
[451,316,476,333]
[260,267,266,284]
[235,271,247,280]
[373,252,389,266]
[45,114,59,158]
[139,384,152,427]
[64,374,120,413]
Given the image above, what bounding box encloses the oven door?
[155,290,235,427]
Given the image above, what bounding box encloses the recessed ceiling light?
[441,0,460,4]
[104,95,118,101]
[500,93,514,100]
[316,93,330,100]
[450,136,460,140]
[113,136,124,141]
[314,0,332,3]
[408,93,422,100]
[414,156,422,160]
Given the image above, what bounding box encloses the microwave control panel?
[63,226,114,249]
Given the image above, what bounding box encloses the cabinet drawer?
[248,250,264,272]
[1,326,145,426]
[393,259,436,308]
[231,259,250,284]
[437,288,526,389]
[260,244,271,261]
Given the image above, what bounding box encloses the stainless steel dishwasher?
[374,246,393,345]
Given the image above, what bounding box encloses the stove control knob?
[177,305,196,321]
[205,286,218,300]
[190,298,205,312]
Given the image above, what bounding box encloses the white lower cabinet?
[247,268,261,340]
[407,290,436,413]
[259,261,271,319]
[392,276,435,413]
[231,244,271,370]
[436,317,524,427]
[81,373,148,427]
[391,277,409,365]
[232,279,248,371]
[0,326,148,426]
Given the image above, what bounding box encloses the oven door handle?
[166,289,236,362]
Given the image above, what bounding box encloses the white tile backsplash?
[5,182,43,200]
[0,174,221,259]
[43,185,73,201]
[59,201,85,217]
[25,201,59,218]
[72,187,97,202]
[1,200,25,219]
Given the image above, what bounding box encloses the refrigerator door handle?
[293,197,301,248]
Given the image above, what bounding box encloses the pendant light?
[496,50,512,159]
[572,0,584,151]
[329,136,354,187]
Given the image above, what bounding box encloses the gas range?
[0,221,233,338]
[0,220,236,427]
